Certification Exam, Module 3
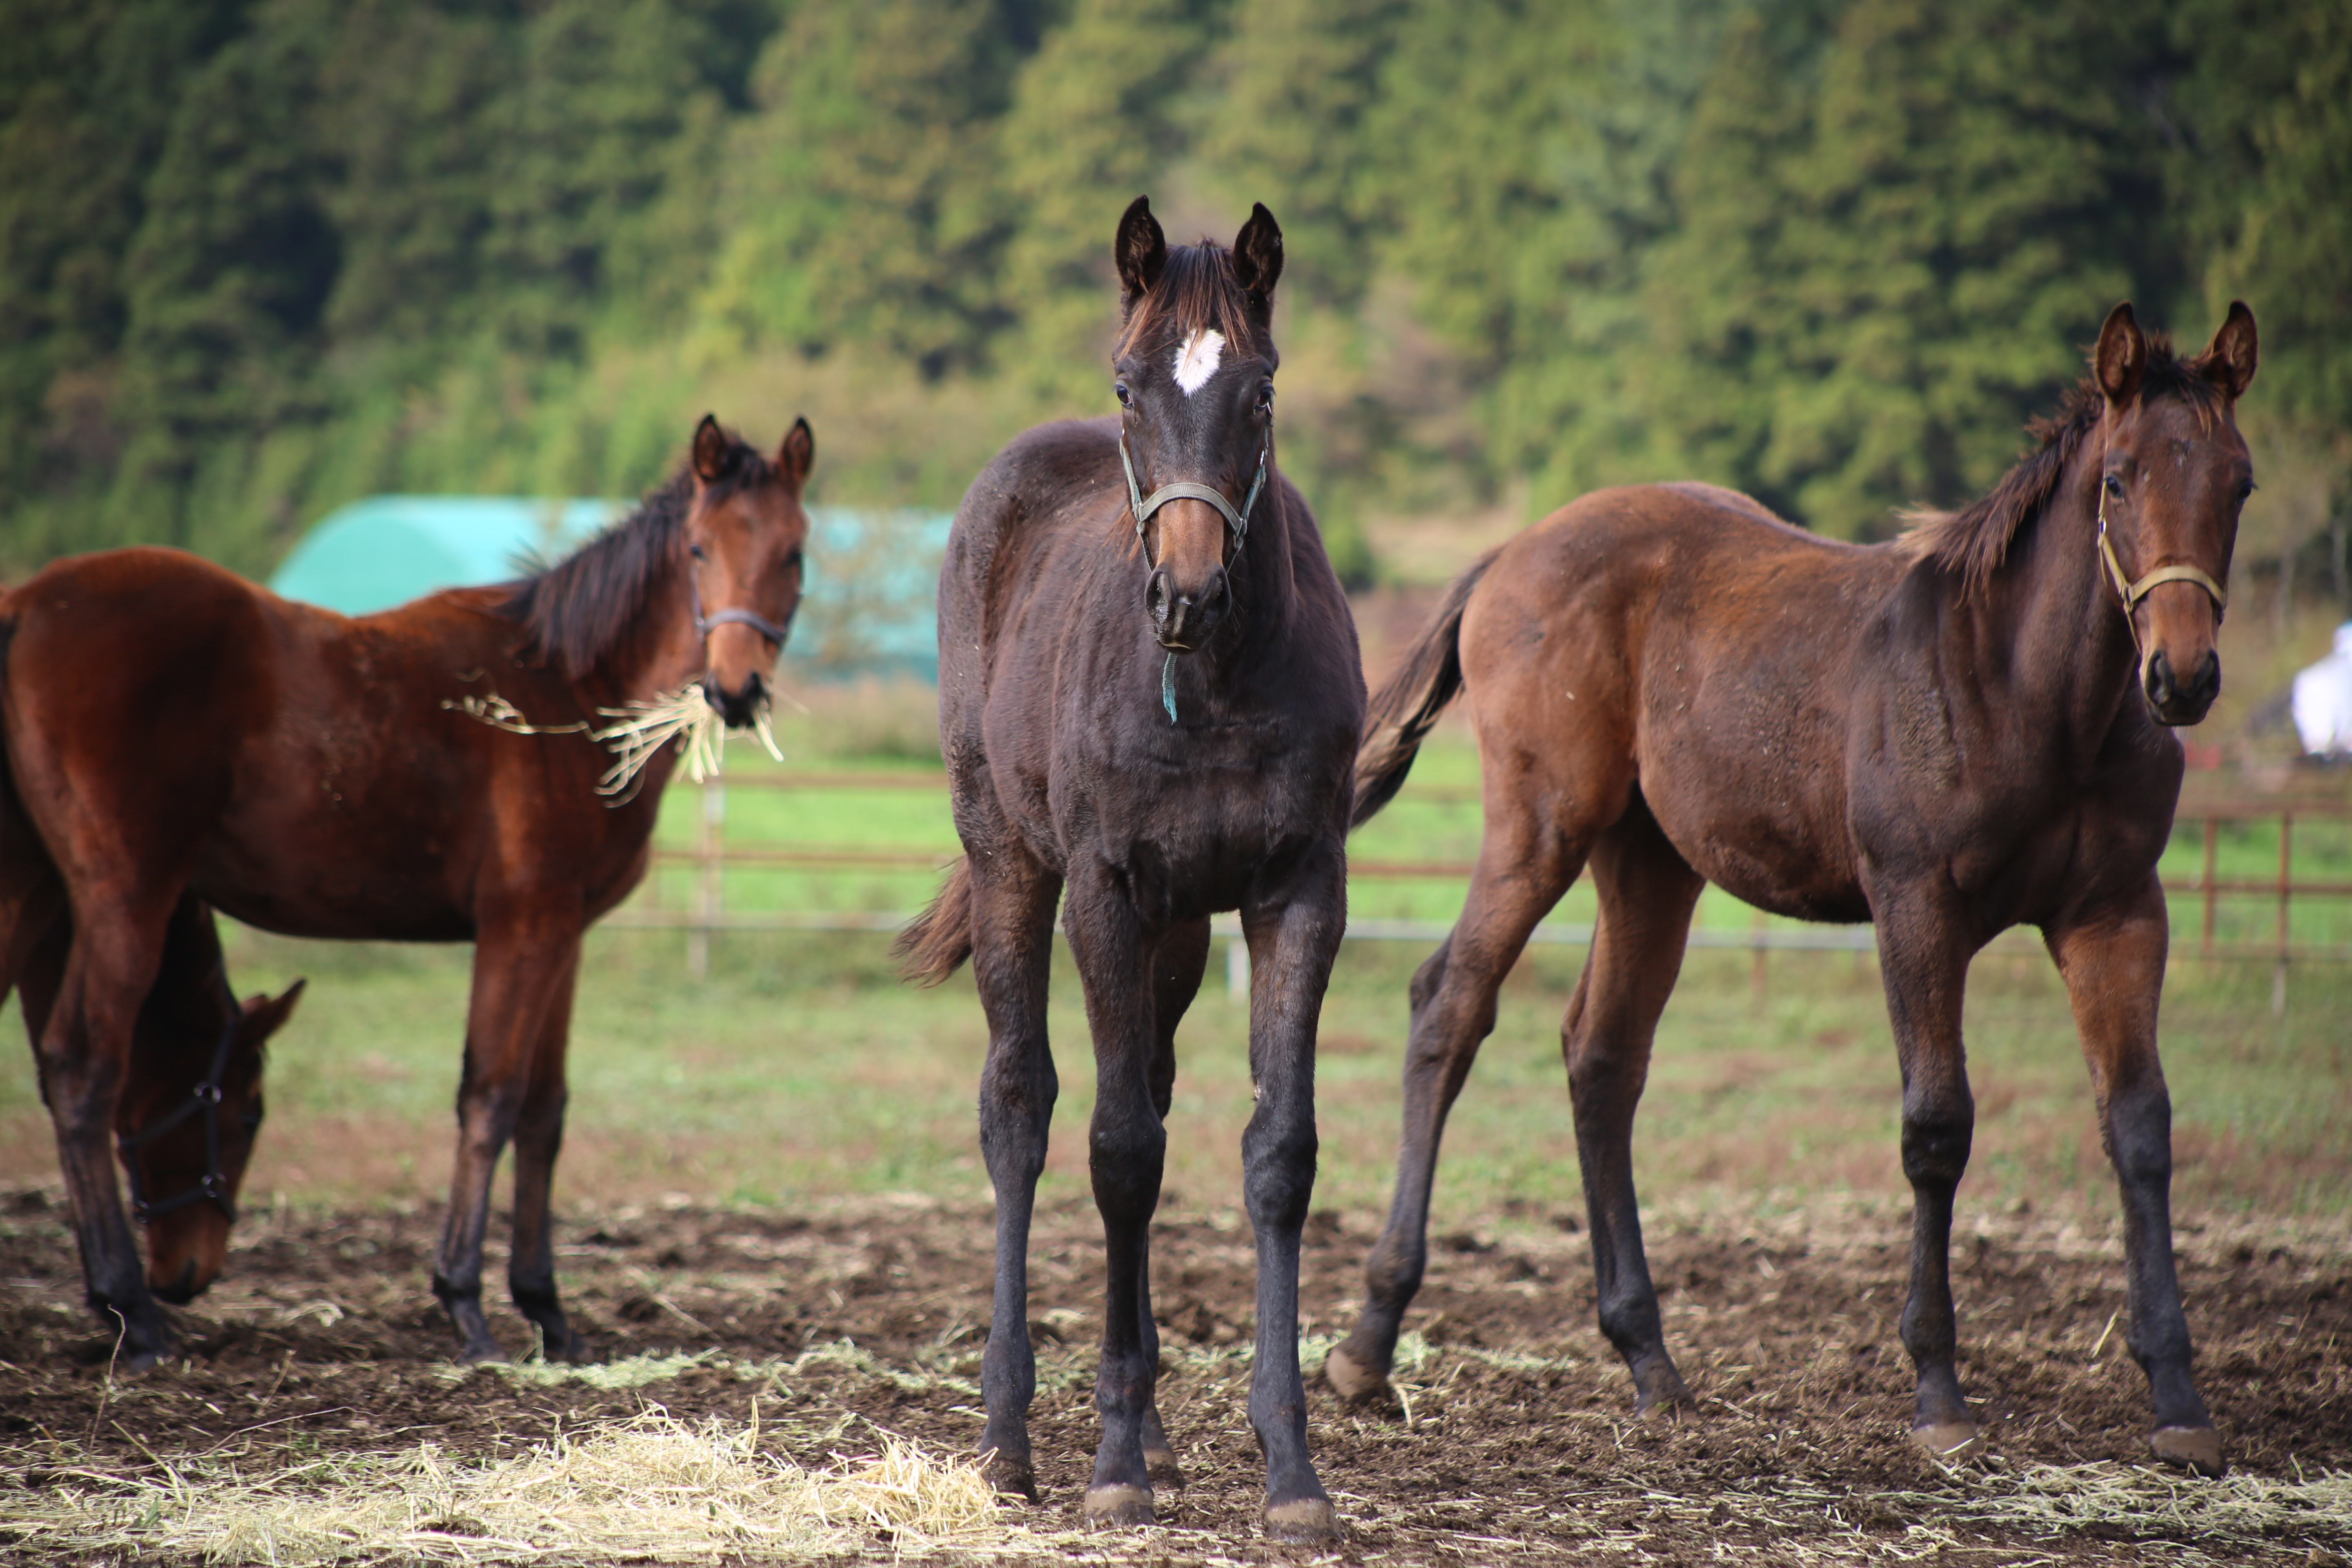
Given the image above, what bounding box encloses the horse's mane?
[498,434,773,679]
[1901,336,2227,597]
[1117,239,1261,359]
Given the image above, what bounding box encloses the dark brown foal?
[1327,303,2257,1476]
[901,198,1363,1541]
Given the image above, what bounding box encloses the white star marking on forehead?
[1171,329,1225,396]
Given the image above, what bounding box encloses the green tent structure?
[270,495,954,679]
[268,496,622,615]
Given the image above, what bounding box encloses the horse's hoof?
[2150,1425,2224,1477]
[981,1451,1038,1503]
[1144,1446,1187,1489]
[456,1341,508,1366]
[1911,1421,1981,1461]
[1264,1496,1341,1544]
[1081,1484,1154,1529]
[1634,1372,1694,1419]
[1323,1342,1393,1405]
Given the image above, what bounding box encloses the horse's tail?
[1352,549,1498,828]
[895,856,974,985]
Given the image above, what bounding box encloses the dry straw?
[9,1410,1012,1565]
[592,686,784,801]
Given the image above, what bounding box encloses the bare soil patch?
[2,1187,2346,1563]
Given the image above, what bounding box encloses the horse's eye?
[688,543,707,561]
[783,548,804,574]
[1256,381,1274,414]
[1114,381,1132,408]
[2102,474,2125,499]
[2239,480,2257,502]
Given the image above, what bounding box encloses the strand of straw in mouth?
[590,685,783,801]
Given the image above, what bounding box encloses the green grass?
[3,731,2346,1233]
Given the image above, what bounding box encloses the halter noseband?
[1119,419,1274,726]
[690,574,793,647]
[2097,489,2228,625]
[1120,423,1272,560]
[118,1010,250,1226]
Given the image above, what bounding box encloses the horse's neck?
[577,559,703,709]
[1979,450,2141,744]
[1214,482,1304,669]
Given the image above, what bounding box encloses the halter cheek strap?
[2097,492,2228,624]
[690,575,793,647]
[118,1010,247,1226]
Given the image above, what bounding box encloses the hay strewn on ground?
[8,1409,1009,1565]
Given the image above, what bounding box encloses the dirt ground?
[2,1185,2348,1564]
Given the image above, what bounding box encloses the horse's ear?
[2094,302,2146,408]
[241,978,305,1045]
[691,414,731,483]
[1232,202,1283,310]
[2201,301,2258,401]
[776,417,814,490]
[1115,196,1166,316]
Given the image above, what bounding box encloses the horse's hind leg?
[2045,884,2221,1474]
[1139,916,1209,1489]
[508,936,587,1362]
[971,851,1063,1502]
[1566,804,1703,1416]
[434,915,574,1362]
[1327,804,1588,1404]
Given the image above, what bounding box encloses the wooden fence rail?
[606,775,2352,996]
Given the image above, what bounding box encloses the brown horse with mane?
[899,198,1363,1540]
[1323,304,2257,1475]
[2,412,811,1368]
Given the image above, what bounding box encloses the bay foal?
[902,198,1363,1539]
[1326,305,2256,1474]
[2,413,810,1367]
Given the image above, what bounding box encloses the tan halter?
[2097,489,2228,624]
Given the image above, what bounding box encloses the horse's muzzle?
[1149,566,1227,651]
[703,670,768,729]
[2143,647,2220,727]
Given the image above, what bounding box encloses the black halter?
[690,573,793,646]
[116,1011,251,1225]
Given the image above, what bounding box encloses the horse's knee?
[1243,1114,1317,1230]
[1899,1099,1974,1190]
[1088,1116,1167,1217]
[2102,1085,2174,1189]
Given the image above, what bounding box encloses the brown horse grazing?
[2,411,811,1368]
[1323,304,2257,1476]
[898,198,1363,1540]
[7,887,303,1307]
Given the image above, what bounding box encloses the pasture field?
[2,729,2348,1564]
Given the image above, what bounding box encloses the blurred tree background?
[0,0,2344,591]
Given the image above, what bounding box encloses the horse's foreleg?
[434,916,571,1363]
[1238,846,1345,1541]
[1063,871,1165,1528]
[971,855,1062,1502]
[1873,896,1979,1458]
[36,905,175,1365]
[1139,916,1208,1489]
[1567,814,1703,1416]
[2045,886,2221,1475]
[508,936,586,1362]
[1329,824,1583,1405]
